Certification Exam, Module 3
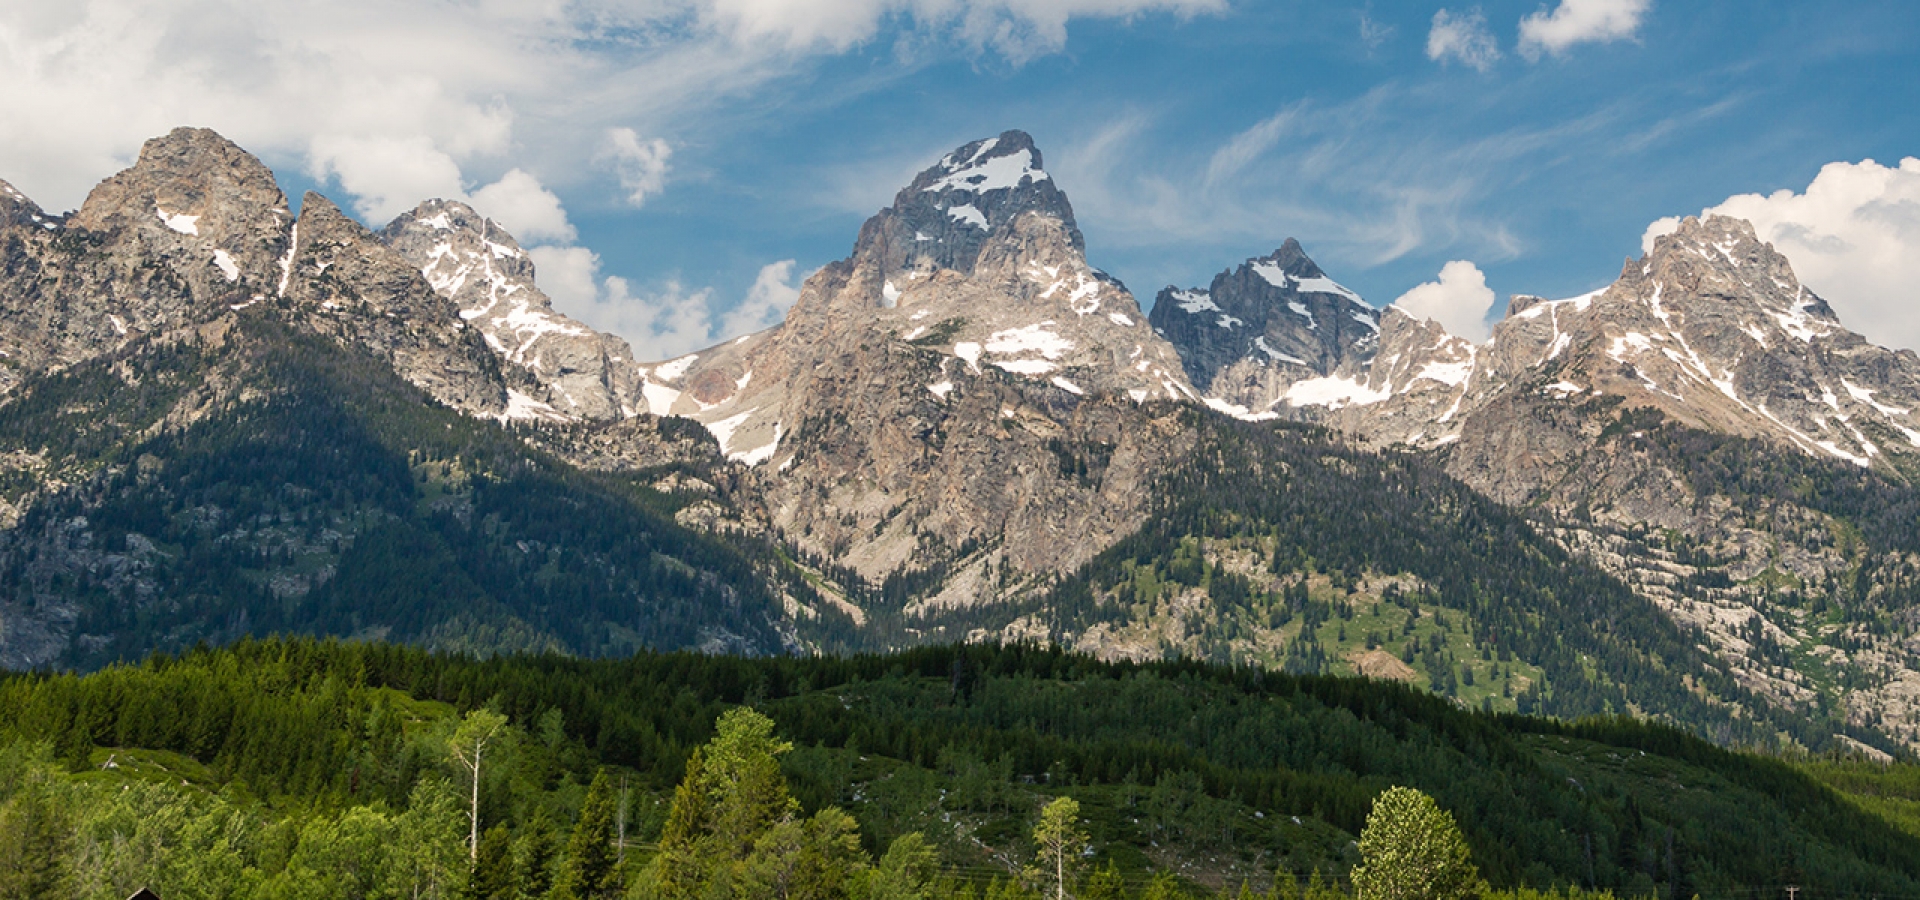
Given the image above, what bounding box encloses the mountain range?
[3,126,1918,756]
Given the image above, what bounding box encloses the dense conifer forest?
[1,639,1917,899]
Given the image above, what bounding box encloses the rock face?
[1149,239,1380,412]
[380,200,646,420]
[281,194,511,417]
[638,131,1200,587]
[0,128,294,395]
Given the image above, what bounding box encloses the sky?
[2,0,1917,357]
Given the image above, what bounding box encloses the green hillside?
[1,639,1915,899]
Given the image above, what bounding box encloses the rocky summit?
[635,130,1199,589]
[6,125,1920,757]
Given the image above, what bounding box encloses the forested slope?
[1,639,1916,898]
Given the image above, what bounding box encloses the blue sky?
[3,0,1917,354]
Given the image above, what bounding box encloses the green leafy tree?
[1081,862,1127,900]
[1350,787,1483,900]
[391,777,470,900]
[862,832,940,900]
[514,810,560,900]
[553,772,621,900]
[1029,797,1089,900]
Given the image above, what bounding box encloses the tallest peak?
[858,129,1081,277]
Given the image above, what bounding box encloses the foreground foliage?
[0,639,1917,898]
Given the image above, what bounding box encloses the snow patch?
[925,143,1049,194]
[731,423,781,466]
[994,359,1060,376]
[1283,376,1390,409]
[500,390,570,422]
[1050,376,1085,395]
[927,380,954,399]
[983,322,1073,360]
[1414,360,1473,387]
[946,204,987,229]
[953,342,982,372]
[211,250,240,282]
[641,380,681,415]
[1287,301,1317,329]
[653,354,699,382]
[1842,379,1911,416]
[883,280,901,306]
[1107,312,1135,327]
[1253,336,1306,366]
[156,208,199,235]
[1217,314,1243,329]
[1172,290,1219,313]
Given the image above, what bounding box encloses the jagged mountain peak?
[851,130,1082,280]
[70,127,289,242]
[1150,239,1379,408]
[380,198,647,421]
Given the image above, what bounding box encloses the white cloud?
[1391,260,1497,341]
[602,129,675,208]
[307,135,466,224]
[469,169,576,244]
[529,245,800,360]
[1641,158,1920,353]
[0,0,1221,218]
[1426,9,1501,72]
[723,260,803,337]
[1518,0,1651,59]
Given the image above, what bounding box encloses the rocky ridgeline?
[380,200,647,421]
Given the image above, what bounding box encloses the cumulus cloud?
[469,169,577,244]
[1518,0,1651,59]
[1391,260,1498,341]
[723,260,804,337]
[1427,9,1501,72]
[307,135,467,224]
[602,129,675,208]
[529,246,801,360]
[1642,157,1920,352]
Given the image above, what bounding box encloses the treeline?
[3,639,1919,899]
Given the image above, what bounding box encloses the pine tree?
[467,824,515,900]
[553,772,621,900]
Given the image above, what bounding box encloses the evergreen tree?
[467,824,515,900]
[553,772,621,900]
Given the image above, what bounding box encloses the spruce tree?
[553,772,621,900]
